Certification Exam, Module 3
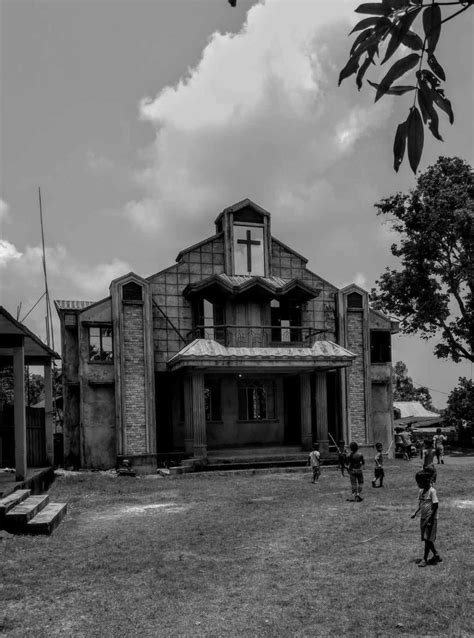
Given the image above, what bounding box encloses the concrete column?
[300,373,312,451]
[192,372,207,458]
[44,360,54,466]
[315,371,329,454]
[13,342,27,481]
[183,375,194,454]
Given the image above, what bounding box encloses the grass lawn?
[1,457,473,637]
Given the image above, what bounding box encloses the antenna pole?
[38,187,54,349]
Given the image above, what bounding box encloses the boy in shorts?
[307,443,321,483]
[411,470,442,567]
[372,442,386,488]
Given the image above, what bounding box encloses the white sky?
[0,0,473,407]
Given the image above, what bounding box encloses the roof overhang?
[0,307,61,367]
[168,339,355,373]
[183,274,320,303]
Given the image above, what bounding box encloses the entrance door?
[283,376,300,444]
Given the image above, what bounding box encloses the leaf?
[368,79,415,95]
[401,30,423,51]
[356,55,374,90]
[381,8,421,64]
[375,53,420,101]
[393,119,408,172]
[407,106,424,173]
[418,80,443,140]
[431,89,454,124]
[350,28,376,55]
[427,55,446,81]
[423,4,441,54]
[355,3,391,15]
[349,16,380,34]
[339,55,360,86]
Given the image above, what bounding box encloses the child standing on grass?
[411,471,442,567]
[307,443,321,483]
[422,439,437,484]
[433,428,447,464]
[337,440,347,477]
[347,441,365,502]
[372,442,386,488]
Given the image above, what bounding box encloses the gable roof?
[0,306,60,364]
[393,402,440,418]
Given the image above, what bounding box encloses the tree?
[0,365,62,406]
[392,360,435,409]
[444,376,474,425]
[339,1,473,173]
[228,0,473,173]
[371,156,474,363]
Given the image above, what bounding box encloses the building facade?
[55,199,398,469]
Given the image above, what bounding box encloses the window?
[195,299,225,343]
[370,330,391,363]
[122,281,143,301]
[347,292,363,309]
[204,380,221,421]
[270,299,302,343]
[89,326,113,361]
[238,377,275,421]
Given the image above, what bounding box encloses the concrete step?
[4,494,50,529]
[26,502,68,535]
[0,489,31,520]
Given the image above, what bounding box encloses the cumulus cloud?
[0,239,22,267]
[124,0,392,244]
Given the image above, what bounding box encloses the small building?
[55,199,398,469]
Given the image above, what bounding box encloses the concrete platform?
[0,467,54,498]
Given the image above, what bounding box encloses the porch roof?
[168,338,356,372]
[0,306,60,366]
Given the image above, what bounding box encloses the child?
[433,428,447,464]
[422,439,437,484]
[307,443,321,483]
[411,471,442,567]
[337,440,347,477]
[347,441,365,502]
[372,442,386,488]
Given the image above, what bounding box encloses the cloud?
[124,0,392,243]
[0,241,130,340]
[0,239,22,267]
[0,198,10,223]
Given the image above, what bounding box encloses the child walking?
[347,441,365,502]
[307,443,321,483]
[372,442,386,488]
[422,439,437,484]
[411,471,442,567]
[433,428,447,464]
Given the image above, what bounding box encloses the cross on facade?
[237,229,261,272]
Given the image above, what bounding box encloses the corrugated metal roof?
[393,402,440,418]
[169,338,355,367]
[217,274,288,288]
[54,300,96,310]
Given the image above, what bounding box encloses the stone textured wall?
[123,303,147,453]
[347,311,367,442]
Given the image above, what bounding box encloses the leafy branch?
[339,1,473,173]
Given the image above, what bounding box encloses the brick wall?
[123,304,147,453]
[347,311,367,442]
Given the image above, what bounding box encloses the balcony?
[187,325,327,348]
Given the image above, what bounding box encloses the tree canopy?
[339,1,473,173]
[371,156,474,363]
[392,360,435,409]
[445,376,474,426]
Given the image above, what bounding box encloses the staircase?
[0,489,67,535]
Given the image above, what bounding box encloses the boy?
[307,443,321,483]
[347,441,365,502]
[422,439,437,484]
[433,428,447,464]
[372,442,386,488]
[411,470,442,567]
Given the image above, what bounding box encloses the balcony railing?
[187,325,327,348]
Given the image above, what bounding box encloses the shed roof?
[0,306,60,366]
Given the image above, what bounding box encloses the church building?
[55,199,398,470]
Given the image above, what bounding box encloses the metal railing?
[186,325,326,348]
